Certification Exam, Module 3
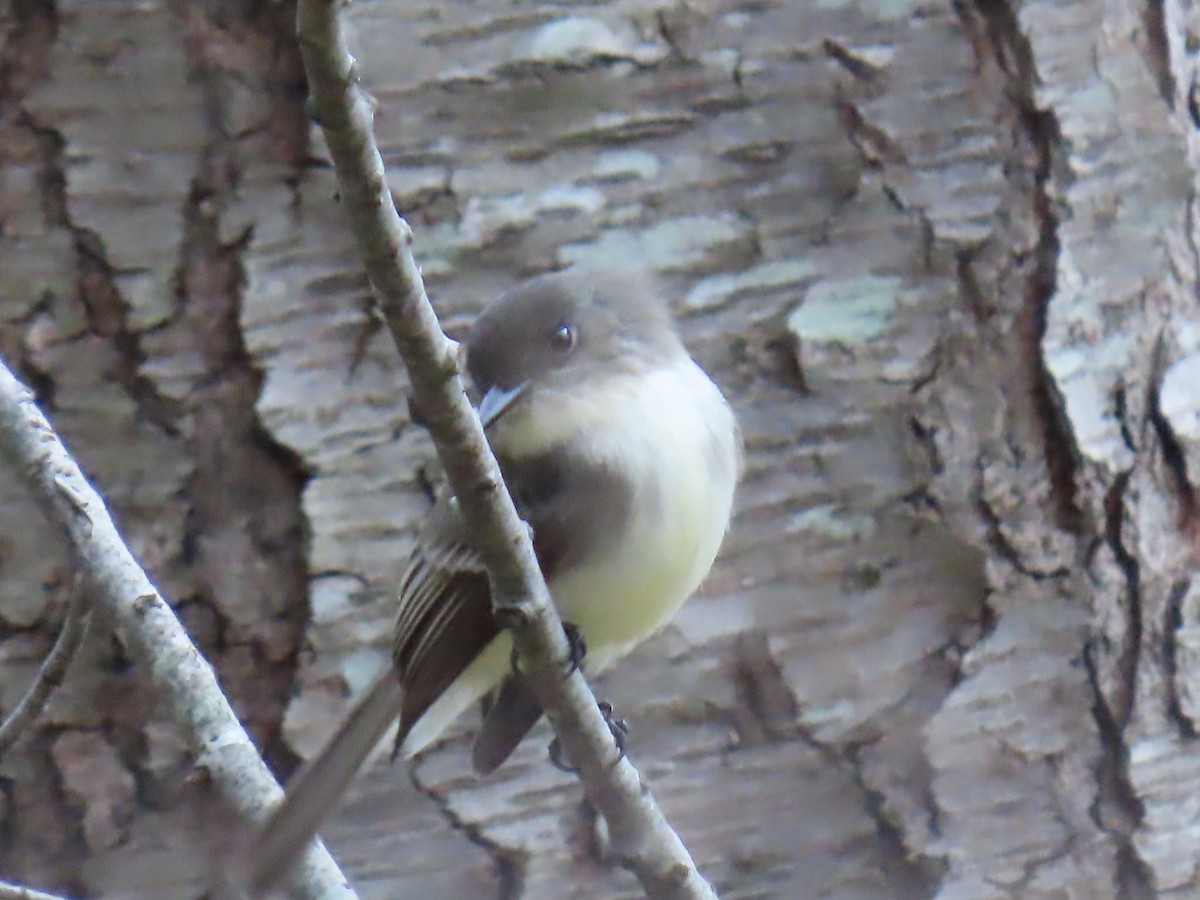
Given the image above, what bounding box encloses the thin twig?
[0,879,72,900]
[295,1,716,897]
[0,574,92,758]
[0,362,357,900]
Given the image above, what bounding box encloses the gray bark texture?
[0,0,1196,898]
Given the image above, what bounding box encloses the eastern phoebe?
[244,268,741,894]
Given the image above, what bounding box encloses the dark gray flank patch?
[501,447,640,580]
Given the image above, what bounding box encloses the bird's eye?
[551,322,575,353]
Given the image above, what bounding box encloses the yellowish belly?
[552,467,735,670]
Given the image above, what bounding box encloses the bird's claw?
[508,621,586,679]
[548,700,628,773]
[562,622,586,675]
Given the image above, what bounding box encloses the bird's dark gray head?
[465,269,683,426]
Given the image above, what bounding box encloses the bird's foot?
[548,700,628,773]
[507,621,586,678]
[599,701,629,760]
[562,621,586,675]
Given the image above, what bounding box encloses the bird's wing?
[392,491,501,744]
[244,454,639,892]
[242,492,499,896]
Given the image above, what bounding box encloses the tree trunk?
[0,0,1195,897]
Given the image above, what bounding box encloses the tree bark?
[0,0,1197,898]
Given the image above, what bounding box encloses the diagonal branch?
[0,573,92,759]
[0,880,71,900]
[294,1,716,897]
[0,360,357,900]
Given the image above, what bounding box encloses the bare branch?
[0,361,357,900]
[0,880,71,900]
[0,574,92,758]
[294,1,716,897]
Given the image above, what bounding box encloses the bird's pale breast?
[542,359,740,669]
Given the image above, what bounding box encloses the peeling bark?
[1,0,1200,897]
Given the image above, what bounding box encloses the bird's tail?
[239,670,405,896]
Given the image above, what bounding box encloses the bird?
[243,267,741,894]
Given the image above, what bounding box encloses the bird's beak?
[478,382,528,428]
